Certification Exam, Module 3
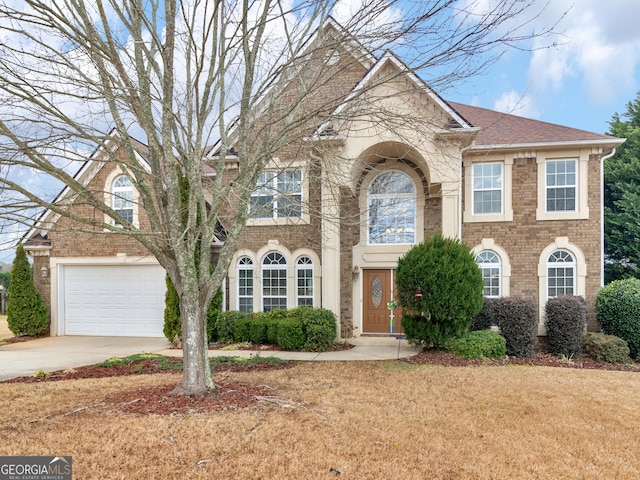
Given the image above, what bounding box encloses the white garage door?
[62,264,166,337]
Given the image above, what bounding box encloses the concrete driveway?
[0,336,171,381]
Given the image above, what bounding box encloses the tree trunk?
[170,292,214,396]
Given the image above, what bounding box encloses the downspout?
[600,147,617,287]
[458,158,463,241]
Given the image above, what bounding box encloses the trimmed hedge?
[582,332,631,364]
[493,296,538,358]
[544,296,587,357]
[596,278,640,358]
[234,317,252,343]
[215,311,248,343]
[218,307,337,351]
[277,318,306,350]
[470,298,498,331]
[444,330,506,359]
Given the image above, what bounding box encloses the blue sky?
[442,0,640,135]
[1,0,638,264]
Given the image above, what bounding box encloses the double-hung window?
[546,159,576,212]
[237,257,254,313]
[262,252,287,311]
[472,163,503,215]
[476,250,501,298]
[250,169,302,219]
[547,250,575,297]
[296,256,314,306]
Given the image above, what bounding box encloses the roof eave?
[464,138,626,153]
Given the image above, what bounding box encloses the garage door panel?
[62,265,166,337]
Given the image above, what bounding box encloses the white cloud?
[493,90,540,118]
[527,0,640,105]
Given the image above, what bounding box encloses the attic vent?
[319,124,336,136]
[445,119,462,129]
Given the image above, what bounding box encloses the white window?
[296,256,314,306]
[473,163,503,215]
[546,159,576,212]
[237,257,254,313]
[250,169,302,219]
[476,250,501,298]
[112,175,133,224]
[368,170,416,245]
[262,252,287,311]
[547,250,575,297]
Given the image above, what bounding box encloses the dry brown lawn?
[1,361,639,479]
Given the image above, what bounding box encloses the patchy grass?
[1,362,640,479]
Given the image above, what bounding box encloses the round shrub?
[544,296,587,357]
[494,296,537,358]
[295,307,337,351]
[596,279,640,358]
[582,332,631,364]
[276,318,305,350]
[444,330,506,359]
[396,234,483,348]
[470,298,498,331]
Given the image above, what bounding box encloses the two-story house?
[24,20,623,338]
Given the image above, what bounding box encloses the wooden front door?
[363,269,403,334]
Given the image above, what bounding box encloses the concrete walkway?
[161,336,416,362]
[0,336,172,381]
[0,335,416,381]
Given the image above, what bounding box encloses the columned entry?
[363,269,403,334]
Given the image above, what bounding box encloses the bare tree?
[0,0,554,395]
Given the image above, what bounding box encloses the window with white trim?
[237,257,254,313]
[250,169,302,219]
[546,159,576,212]
[262,252,287,311]
[476,250,501,298]
[547,250,575,297]
[473,163,503,215]
[368,170,416,244]
[296,256,314,306]
[112,175,133,224]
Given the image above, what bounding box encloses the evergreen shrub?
[470,298,498,331]
[7,244,49,337]
[494,296,537,358]
[296,306,337,351]
[396,234,483,348]
[163,276,223,344]
[215,311,248,343]
[544,296,587,357]
[276,318,305,350]
[444,330,506,359]
[596,278,640,357]
[249,317,269,344]
[234,316,252,342]
[582,332,631,363]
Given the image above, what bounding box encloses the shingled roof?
[447,101,621,148]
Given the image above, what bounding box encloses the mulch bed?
[3,345,639,415]
[404,350,640,372]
